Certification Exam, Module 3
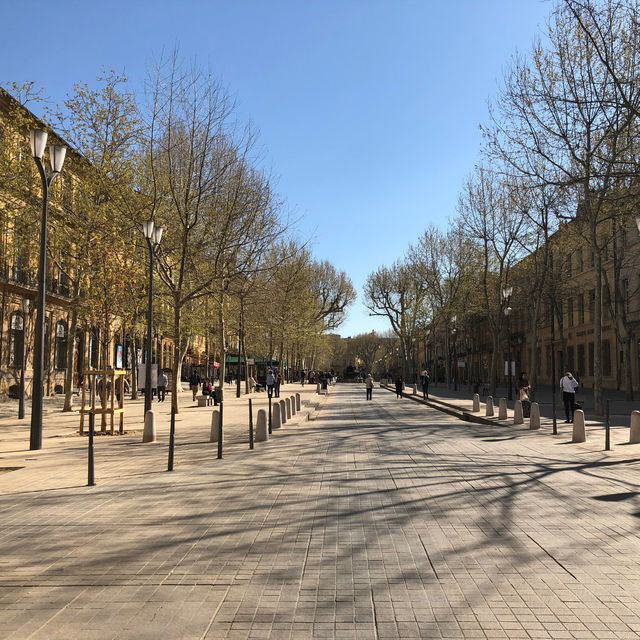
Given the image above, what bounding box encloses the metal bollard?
[168,405,176,471]
[249,398,254,449]
[88,411,95,486]
[268,395,272,434]
[605,399,610,451]
[218,401,223,459]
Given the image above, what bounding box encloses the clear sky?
[1,0,551,337]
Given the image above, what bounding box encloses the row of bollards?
[87,392,307,486]
[471,392,640,448]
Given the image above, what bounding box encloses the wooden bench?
[197,395,213,407]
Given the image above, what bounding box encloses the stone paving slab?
[1,384,640,638]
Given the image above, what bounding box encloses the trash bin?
[213,388,222,405]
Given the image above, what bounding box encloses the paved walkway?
[1,383,640,638]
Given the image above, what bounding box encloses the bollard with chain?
[168,405,176,471]
[88,411,95,486]
[249,398,254,449]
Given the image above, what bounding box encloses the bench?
[197,395,214,407]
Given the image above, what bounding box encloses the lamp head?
[502,285,513,300]
[29,129,48,159]
[504,306,513,317]
[143,219,155,239]
[48,145,66,173]
[152,225,164,246]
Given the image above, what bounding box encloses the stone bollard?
[317,382,321,394]
[572,409,586,443]
[485,396,494,417]
[290,395,296,416]
[529,402,541,430]
[296,393,301,411]
[143,410,156,443]
[412,384,417,395]
[513,400,523,425]
[498,398,507,420]
[272,403,282,429]
[472,393,480,412]
[255,409,268,442]
[210,410,220,442]
[280,399,287,424]
[630,410,640,444]
[286,397,292,419]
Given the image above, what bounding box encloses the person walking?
[274,370,281,397]
[420,369,430,400]
[395,375,403,398]
[157,371,168,403]
[559,371,579,422]
[365,374,374,400]
[189,370,201,402]
[266,369,275,397]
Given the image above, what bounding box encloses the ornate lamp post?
[502,285,513,401]
[143,220,164,415]
[19,298,30,420]
[29,130,66,450]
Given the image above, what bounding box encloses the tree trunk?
[63,308,78,412]
[593,248,604,415]
[130,330,138,400]
[217,294,226,403]
[171,299,182,414]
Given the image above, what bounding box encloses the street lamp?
[143,220,164,415]
[29,130,66,450]
[451,315,458,392]
[19,298,30,420]
[502,285,513,401]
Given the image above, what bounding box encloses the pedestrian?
[157,371,168,402]
[189,370,201,401]
[248,375,256,393]
[559,371,579,422]
[516,371,531,417]
[395,375,403,398]
[365,373,374,400]
[420,369,430,399]
[266,369,275,397]
[274,370,281,397]
[202,376,213,398]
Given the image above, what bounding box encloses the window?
[567,346,575,375]
[577,344,585,378]
[89,330,99,368]
[590,250,595,268]
[603,287,611,320]
[588,342,594,376]
[577,294,585,324]
[8,312,25,367]
[55,321,68,370]
[603,340,612,377]
[567,297,574,326]
[578,249,584,273]
[589,290,596,321]
[623,278,630,315]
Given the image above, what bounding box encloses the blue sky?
[1,0,551,336]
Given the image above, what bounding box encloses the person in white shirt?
[559,371,579,422]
